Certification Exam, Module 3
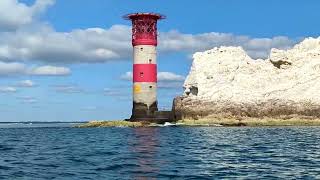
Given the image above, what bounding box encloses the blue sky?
[0,0,319,122]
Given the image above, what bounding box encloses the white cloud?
[104,88,125,96]
[0,86,17,93]
[0,0,55,31]
[103,88,131,101]
[28,66,71,76]
[53,85,83,93]
[17,96,34,100]
[17,96,38,104]
[0,25,131,63]
[120,71,185,82]
[159,31,298,59]
[0,61,71,76]
[158,72,185,82]
[0,23,299,64]
[120,71,132,81]
[22,99,37,104]
[0,0,301,65]
[0,61,26,75]
[158,82,184,89]
[17,80,35,87]
[31,0,55,15]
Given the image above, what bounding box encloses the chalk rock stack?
[173,37,320,119]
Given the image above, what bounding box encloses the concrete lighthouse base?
[128,102,174,123]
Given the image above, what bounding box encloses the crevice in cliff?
[270,59,292,69]
[185,86,198,96]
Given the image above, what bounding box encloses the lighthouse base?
[127,102,174,123]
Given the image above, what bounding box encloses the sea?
[0,123,320,179]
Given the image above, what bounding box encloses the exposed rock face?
[174,37,320,120]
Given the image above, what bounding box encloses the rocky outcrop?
[174,37,320,120]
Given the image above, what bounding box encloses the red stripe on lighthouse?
[133,64,157,82]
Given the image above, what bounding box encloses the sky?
[0,0,319,122]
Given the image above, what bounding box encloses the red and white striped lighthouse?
[124,13,165,121]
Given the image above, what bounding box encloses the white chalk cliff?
[174,37,320,119]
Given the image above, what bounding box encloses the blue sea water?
[0,124,320,179]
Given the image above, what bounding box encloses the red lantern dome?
[124,13,166,46]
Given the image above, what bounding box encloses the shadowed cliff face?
[174,37,320,120]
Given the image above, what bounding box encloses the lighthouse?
[124,13,166,121]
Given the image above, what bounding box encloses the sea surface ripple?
[0,124,320,179]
